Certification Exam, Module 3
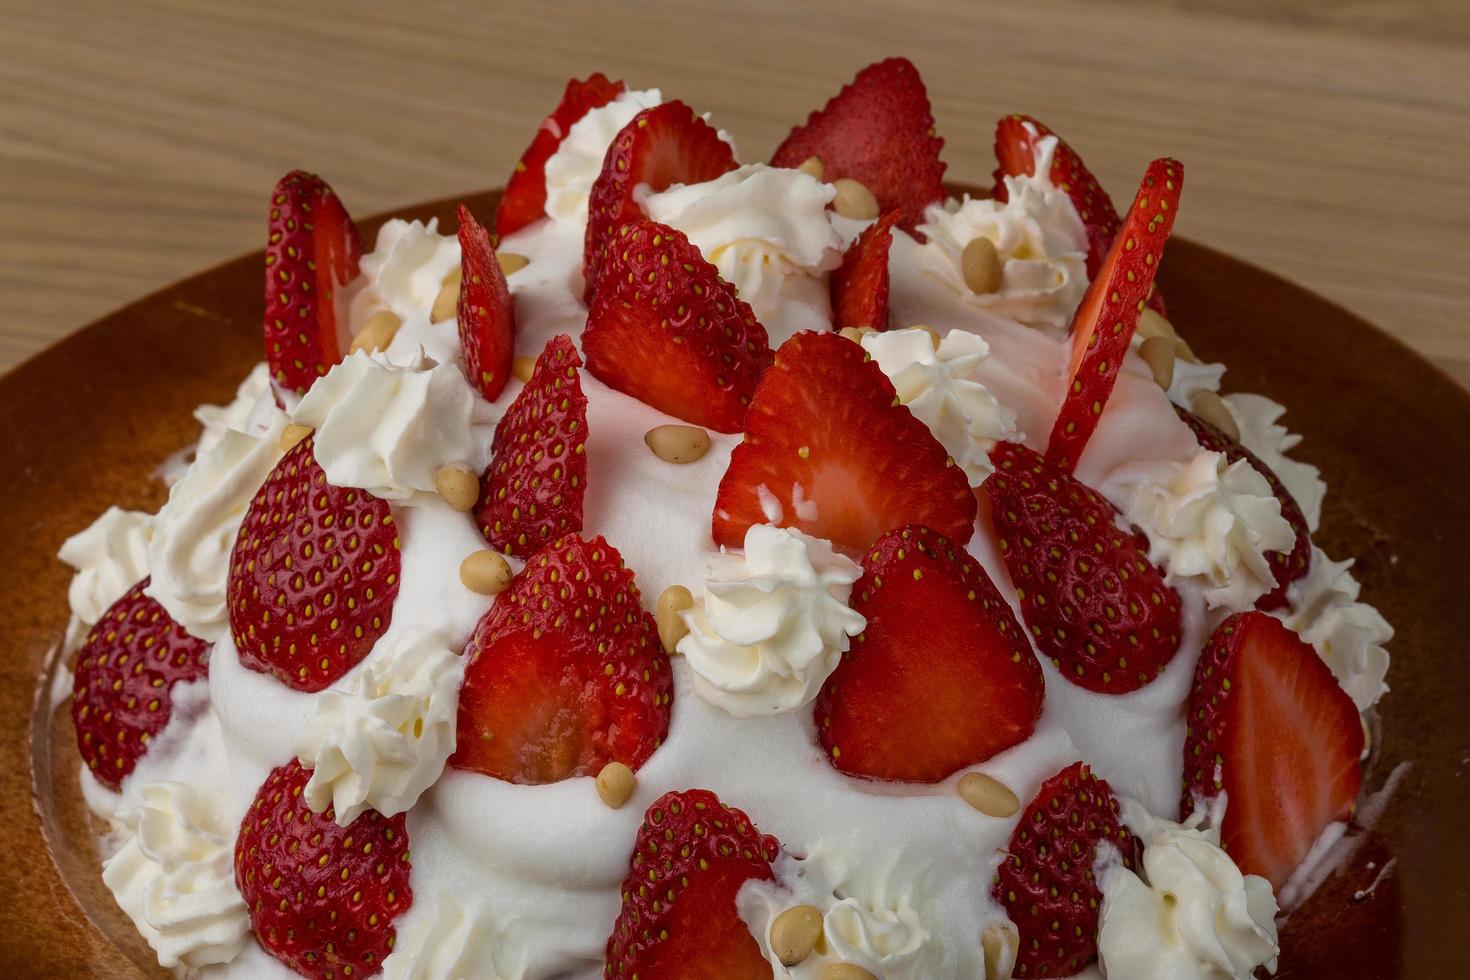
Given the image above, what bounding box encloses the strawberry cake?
[59,58,1392,980]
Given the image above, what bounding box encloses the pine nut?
[497,252,529,277]
[278,423,313,453]
[596,761,636,809]
[644,424,711,464]
[350,310,402,354]
[1138,335,1176,390]
[823,965,878,980]
[770,904,823,966]
[832,178,880,220]
[1192,390,1240,441]
[656,585,694,654]
[1174,336,1201,364]
[962,237,1003,294]
[958,772,1019,817]
[983,921,1019,980]
[912,324,941,349]
[434,465,480,512]
[512,356,536,383]
[796,156,825,181]
[839,326,874,343]
[431,268,462,323]
[460,550,512,595]
[1136,307,1177,344]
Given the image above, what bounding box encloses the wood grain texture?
[1,0,1468,388]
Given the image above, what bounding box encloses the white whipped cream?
[294,629,466,826]
[1108,449,1296,611]
[146,410,288,641]
[382,892,528,980]
[677,524,865,717]
[542,88,664,229]
[194,362,276,458]
[1167,357,1228,410]
[861,327,1020,484]
[1223,393,1326,533]
[1281,546,1392,712]
[292,349,494,502]
[353,219,463,325]
[1099,798,1279,980]
[101,781,249,970]
[58,506,152,628]
[641,163,841,340]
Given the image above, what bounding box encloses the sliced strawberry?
[451,532,671,784]
[984,441,1181,693]
[829,209,901,333]
[71,579,211,789]
[474,334,588,557]
[456,204,516,402]
[263,171,363,395]
[814,525,1043,782]
[1177,406,1311,609]
[228,437,400,692]
[496,73,626,238]
[605,788,779,979]
[994,761,1141,978]
[235,759,411,979]
[1182,612,1363,889]
[583,101,737,294]
[713,331,975,555]
[771,57,945,229]
[1046,159,1184,473]
[584,219,773,433]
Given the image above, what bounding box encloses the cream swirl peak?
[543,88,663,228]
[58,505,153,631]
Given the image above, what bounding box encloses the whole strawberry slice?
[985,441,1181,693]
[1178,406,1311,609]
[1182,612,1363,889]
[451,532,671,784]
[228,437,400,692]
[263,171,363,395]
[994,761,1141,979]
[456,204,516,402]
[606,788,780,979]
[1046,159,1183,473]
[713,330,975,555]
[585,219,773,433]
[584,101,737,295]
[474,334,588,557]
[235,759,411,980]
[496,72,626,238]
[829,209,901,333]
[71,578,211,789]
[771,57,945,229]
[815,525,1043,782]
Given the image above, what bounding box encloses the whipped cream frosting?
[542,88,663,228]
[861,326,1020,484]
[354,218,463,325]
[1099,798,1279,980]
[677,524,865,717]
[1281,546,1392,712]
[382,892,528,980]
[1223,392,1326,533]
[58,505,152,630]
[195,362,276,458]
[294,629,467,825]
[1166,357,1227,410]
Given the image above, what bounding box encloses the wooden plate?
[3,189,1467,978]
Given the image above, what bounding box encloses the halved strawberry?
[235,759,411,979]
[496,73,626,238]
[829,209,901,332]
[770,57,946,229]
[263,171,363,395]
[451,532,671,784]
[71,578,211,790]
[1046,159,1183,473]
[605,788,779,979]
[1182,612,1363,889]
[1178,406,1311,610]
[456,204,516,402]
[994,761,1141,979]
[583,101,737,294]
[228,437,400,692]
[584,219,773,433]
[474,334,588,557]
[712,331,975,555]
[984,441,1181,693]
[814,524,1043,782]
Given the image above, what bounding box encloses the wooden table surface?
[2,0,1468,387]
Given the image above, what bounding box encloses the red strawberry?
[496,73,626,238]
[228,437,400,692]
[829,209,901,332]
[235,759,411,980]
[1182,612,1363,889]
[713,331,975,556]
[263,171,363,395]
[474,334,588,557]
[814,525,1043,782]
[1046,159,1183,473]
[584,101,737,294]
[606,789,780,979]
[451,532,671,784]
[1177,406,1311,609]
[70,579,211,789]
[984,441,1181,693]
[994,762,1141,978]
[584,219,773,433]
[456,204,516,402]
[771,57,946,229]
